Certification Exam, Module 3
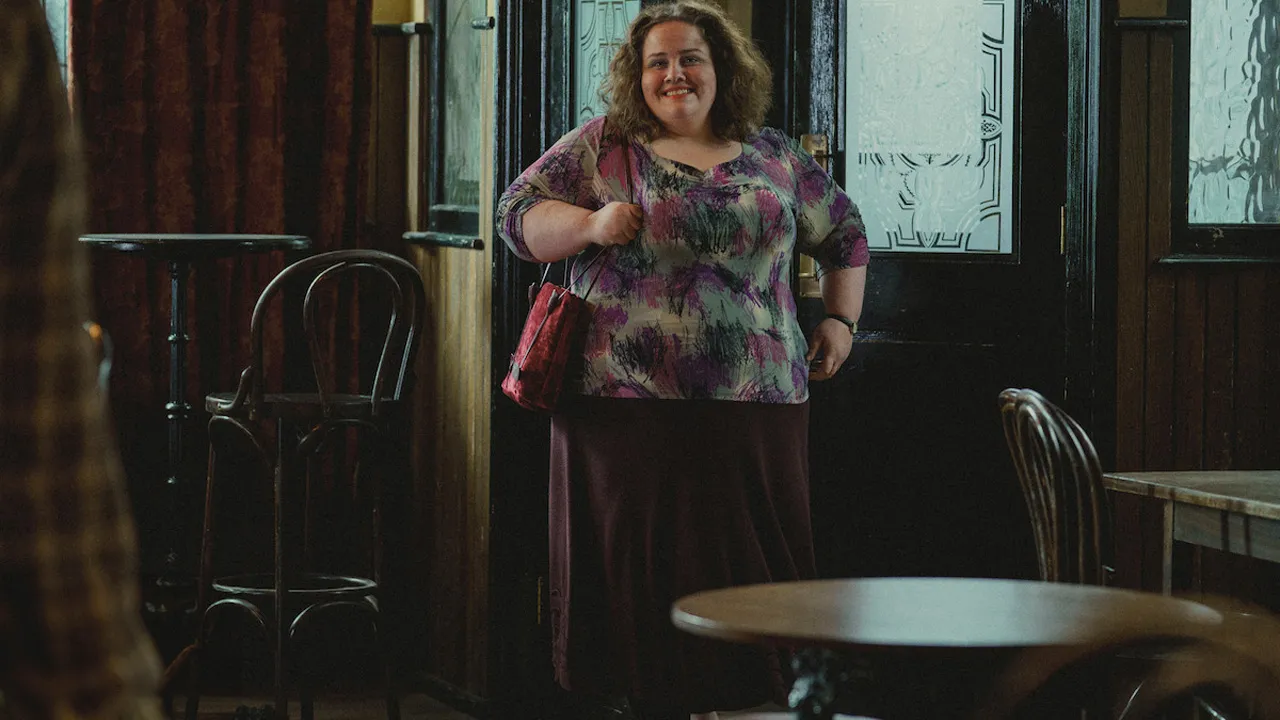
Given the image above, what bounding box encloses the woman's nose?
[665,62,684,82]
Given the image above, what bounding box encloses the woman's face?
[640,20,717,136]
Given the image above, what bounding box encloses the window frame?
[404,0,485,251]
[1167,0,1280,261]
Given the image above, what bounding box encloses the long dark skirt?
[549,396,816,713]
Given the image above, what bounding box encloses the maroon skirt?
[549,396,816,713]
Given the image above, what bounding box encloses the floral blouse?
[497,116,869,404]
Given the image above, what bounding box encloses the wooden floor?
[177,694,476,720]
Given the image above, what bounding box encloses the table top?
[671,577,1221,651]
[80,233,310,257]
[1103,470,1280,520]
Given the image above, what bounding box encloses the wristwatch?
[824,313,858,336]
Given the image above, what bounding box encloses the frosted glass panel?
[845,0,1015,254]
[443,0,487,207]
[1188,0,1280,224]
[576,0,640,124]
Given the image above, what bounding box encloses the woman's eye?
[649,59,667,69]
[682,56,702,65]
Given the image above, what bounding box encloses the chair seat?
[212,572,377,598]
[205,392,405,421]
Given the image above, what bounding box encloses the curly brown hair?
[602,0,772,142]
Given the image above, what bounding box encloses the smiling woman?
[495,2,869,717]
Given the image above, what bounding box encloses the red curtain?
[69,0,375,575]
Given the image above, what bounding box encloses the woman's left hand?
[806,319,854,381]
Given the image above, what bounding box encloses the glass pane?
[575,0,640,124]
[844,0,1015,254]
[443,0,487,207]
[40,0,68,83]
[1188,0,1279,224]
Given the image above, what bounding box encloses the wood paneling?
[408,238,491,694]
[1143,33,1176,472]
[373,0,415,23]
[1114,30,1280,476]
[1114,31,1149,473]
[1118,0,1167,17]
[406,0,495,693]
[371,27,491,697]
[1113,23,1280,600]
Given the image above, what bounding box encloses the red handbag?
[500,274,597,412]
[502,140,630,412]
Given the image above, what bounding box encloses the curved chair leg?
[384,637,401,720]
[185,431,224,720]
[274,418,292,720]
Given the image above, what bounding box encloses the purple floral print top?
[497,116,870,404]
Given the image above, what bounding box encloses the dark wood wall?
[1114,29,1280,477]
[1111,5,1280,597]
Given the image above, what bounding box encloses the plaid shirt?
[0,2,163,719]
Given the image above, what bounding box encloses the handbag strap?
[541,134,635,300]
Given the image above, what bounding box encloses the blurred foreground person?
[0,1,163,718]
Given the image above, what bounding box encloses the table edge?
[79,234,312,255]
[1103,471,1280,520]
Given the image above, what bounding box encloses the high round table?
[80,234,310,579]
[672,577,1223,719]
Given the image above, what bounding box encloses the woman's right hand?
[584,201,643,247]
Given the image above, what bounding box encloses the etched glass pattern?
[576,0,640,124]
[443,0,487,207]
[40,0,68,83]
[1188,0,1280,224]
[845,0,1015,254]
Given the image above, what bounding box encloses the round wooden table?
[672,578,1222,719]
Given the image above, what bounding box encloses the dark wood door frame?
[1067,0,1119,467]
[490,1,591,716]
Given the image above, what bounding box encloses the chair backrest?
[984,597,1280,720]
[218,249,426,418]
[999,387,1111,585]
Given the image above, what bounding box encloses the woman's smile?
[642,20,717,137]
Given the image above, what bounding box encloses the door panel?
[782,0,1068,579]
[409,0,494,694]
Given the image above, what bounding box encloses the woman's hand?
[584,201,643,247]
[806,318,854,381]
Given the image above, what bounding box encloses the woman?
[496,2,868,718]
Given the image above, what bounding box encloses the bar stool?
[184,249,425,720]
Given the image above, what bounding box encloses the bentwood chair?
[184,250,425,720]
[998,388,1111,586]
[998,388,1243,719]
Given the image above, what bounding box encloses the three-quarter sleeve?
[496,116,608,261]
[774,130,870,272]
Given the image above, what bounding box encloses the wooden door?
[754,0,1076,579]
[404,0,495,697]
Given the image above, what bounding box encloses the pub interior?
[7,0,1280,718]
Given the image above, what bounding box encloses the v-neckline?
[642,140,746,178]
